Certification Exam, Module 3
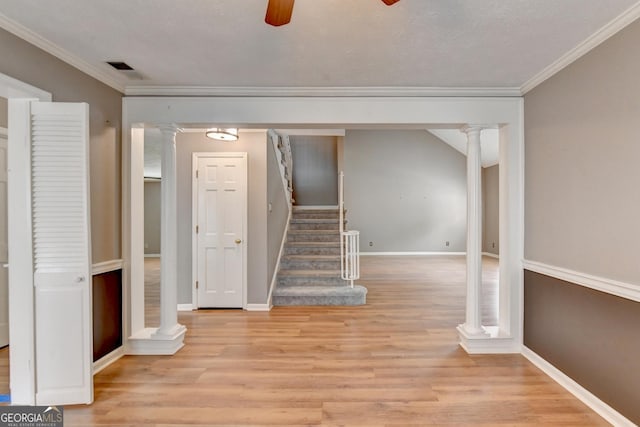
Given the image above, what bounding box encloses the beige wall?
[482,164,499,255]
[525,20,640,284]
[144,181,161,255]
[0,97,6,128]
[175,131,269,305]
[0,28,122,263]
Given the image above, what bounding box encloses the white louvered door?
[31,102,93,405]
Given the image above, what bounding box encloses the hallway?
[68,256,604,424]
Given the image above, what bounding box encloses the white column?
[459,125,487,337]
[153,124,186,339]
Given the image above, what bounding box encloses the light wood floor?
[11,256,610,425]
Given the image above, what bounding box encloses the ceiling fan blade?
[265,0,295,26]
[381,0,400,5]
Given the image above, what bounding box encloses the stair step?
[288,231,340,242]
[290,222,341,231]
[278,275,345,287]
[284,246,341,255]
[281,255,341,270]
[272,285,367,306]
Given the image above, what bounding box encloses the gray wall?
[144,181,161,255]
[0,97,6,128]
[482,164,499,255]
[267,139,289,290]
[0,28,122,263]
[344,130,467,252]
[290,136,338,205]
[524,18,640,423]
[175,131,269,305]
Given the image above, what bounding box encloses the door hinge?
[196,225,199,233]
[196,281,199,289]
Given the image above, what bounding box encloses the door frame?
[191,152,248,309]
[1,72,52,404]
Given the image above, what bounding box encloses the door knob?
[235,239,242,244]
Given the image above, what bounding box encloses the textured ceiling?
[0,0,638,90]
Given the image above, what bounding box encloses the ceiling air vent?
[106,61,146,80]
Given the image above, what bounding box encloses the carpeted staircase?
[272,206,367,306]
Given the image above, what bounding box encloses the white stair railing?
[339,171,360,287]
[268,130,293,207]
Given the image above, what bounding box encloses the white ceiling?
[0,0,638,92]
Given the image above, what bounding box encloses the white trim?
[0,73,51,101]
[245,304,272,312]
[267,209,291,306]
[0,13,125,93]
[191,152,248,309]
[144,253,160,258]
[91,259,123,275]
[482,251,500,259]
[360,251,465,256]
[292,205,339,210]
[92,347,124,375]
[125,86,522,98]
[522,346,635,427]
[521,2,640,94]
[177,303,193,311]
[275,129,346,137]
[127,327,186,355]
[523,259,640,303]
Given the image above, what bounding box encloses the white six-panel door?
[31,102,93,405]
[195,153,247,308]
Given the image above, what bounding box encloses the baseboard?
[522,346,635,427]
[482,252,499,259]
[144,253,160,258]
[522,259,640,303]
[267,208,292,305]
[245,303,272,312]
[93,346,124,375]
[177,304,193,311]
[361,251,465,256]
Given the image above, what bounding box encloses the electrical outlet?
[445,241,450,247]
[369,241,373,247]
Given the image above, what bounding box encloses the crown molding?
[124,85,522,98]
[0,12,125,93]
[521,1,640,94]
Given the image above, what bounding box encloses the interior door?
[31,102,93,405]
[0,131,8,347]
[195,153,246,308]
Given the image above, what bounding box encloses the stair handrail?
[339,171,360,287]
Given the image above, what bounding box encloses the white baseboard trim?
[523,259,640,303]
[177,304,194,311]
[245,303,272,312]
[267,208,292,306]
[361,251,465,256]
[93,347,124,375]
[144,253,160,258]
[522,346,635,427]
[482,252,499,259]
[92,259,123,275]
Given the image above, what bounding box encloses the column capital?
[156,123,181,136]
[460,124,487,136]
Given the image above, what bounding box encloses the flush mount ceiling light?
[205,128,239,141]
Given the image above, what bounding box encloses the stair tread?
[291,218,341,223]
[283,254,340,260]
[278,269,341,276]
[286,241,340,246]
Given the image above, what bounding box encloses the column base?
[127,326,187,355]
[457,325,520,354]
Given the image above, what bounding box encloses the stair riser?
[292,213,341,220]
[290,223,341,231]
[288,234,340,242]
[272,294,365,306]
[281,259,341,270]
[278,276,347,286]
[284,247,341,255]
